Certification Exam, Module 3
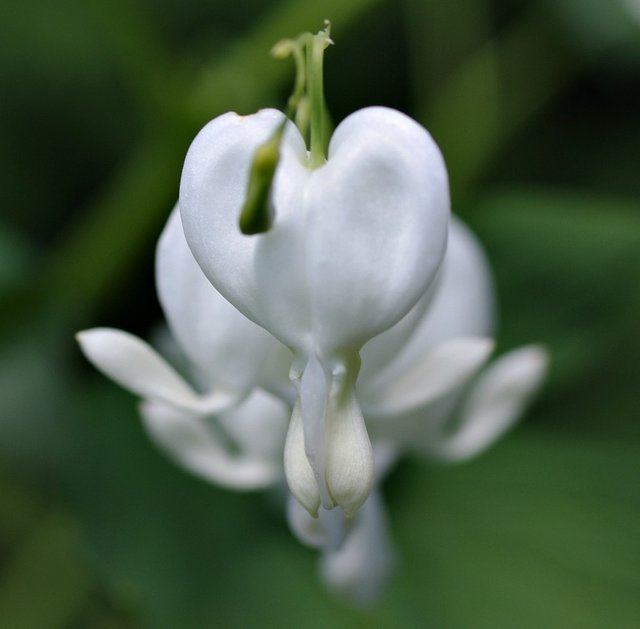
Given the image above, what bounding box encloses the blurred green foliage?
[0,0,639,626]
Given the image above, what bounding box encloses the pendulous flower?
[179,105,449,516]
[77,23,548,607]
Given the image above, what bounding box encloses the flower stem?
[307,29,329,168]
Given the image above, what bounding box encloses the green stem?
[307,33,327,168]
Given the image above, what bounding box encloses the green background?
[0,0,638,626]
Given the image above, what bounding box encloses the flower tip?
[331,466,373,519]
[75,327,110,355]
[518,344,550,389]
[504,344,550,392]
[325,396,374,518]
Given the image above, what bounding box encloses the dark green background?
[1,0,638,626]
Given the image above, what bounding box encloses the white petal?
[284,399,321,517]
[426,345,549,461]
[156,206,291,395]
[372,441,400,481]
[415,216,495,343]
[358,284,435,384]
[77,328,236,412]
[179,109,312,350]
[361,216,494,388]
[305,107,449,354]
[324,369,374,517]
[180,107,449,358]
[320,490,396,607]
[216,388,289,461]
[361,337,494,417]
[140,399,281,490]
[291,354,374,516]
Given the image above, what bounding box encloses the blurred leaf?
[0,513,91,629]
[421,9,581,200]
[404,0,493,101]
[0,475,40,549]
[545,0,640,62]
[466,187,640,394]
[383,430,640,628]
[0,224,34,295]
[0,319,73,479]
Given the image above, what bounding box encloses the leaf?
[383,431,640,628]
[467,187,640,393]
[0,513,91,629]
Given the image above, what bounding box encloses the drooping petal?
[76,328,236,413]
[361,216,494,388]
[415,216,494,343]
[360,337,494,418]
[179,109,311,350]
[156,206,291,395]
[323,365,374,517]
[424,345,549,462]
[140,397,282,490]
[288,353,374,516]
[357,283,436,384]
[303,107,450,355]
[319,490,396,607]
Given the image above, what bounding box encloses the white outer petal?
[305,107,449,355]
[361,216,494,389]
[358,282,436,383]
[181,107,449,358]
[179,109,311,350]
[425,345,549,461]
[76,328,235,413]
[157,206,290,395]
[360,337,494,417]
[140,398,282,490]
[416,216,494,342]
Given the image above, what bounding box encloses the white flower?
[179,106,450,516]
[77,106,547,607]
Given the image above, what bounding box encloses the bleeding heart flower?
[179,105,450,516]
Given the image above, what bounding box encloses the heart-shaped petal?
[180,106,449,359]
